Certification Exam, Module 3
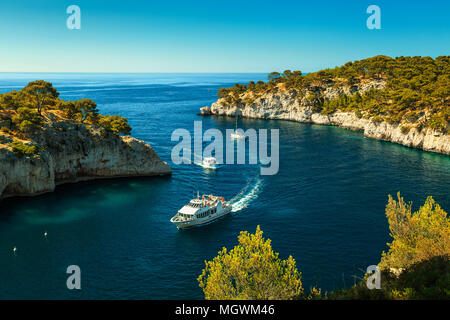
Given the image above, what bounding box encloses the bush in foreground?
[380,193,450,270]
[329,255,449,300]
[329,194,450,300]
[198,226,303,300]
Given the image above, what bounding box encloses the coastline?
[201,111,450,155]
[202,87,449,156]
[0,173,171,201]
[0,122,171,200]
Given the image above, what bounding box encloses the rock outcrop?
[199,106,212,115]
[0,122,171,199]
[205,80,450,155]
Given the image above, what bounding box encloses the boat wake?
[229,177,263,213]
[192,153,203,166]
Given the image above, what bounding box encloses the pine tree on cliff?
[23,80,59,115]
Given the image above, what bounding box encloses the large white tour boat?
[170,192,232,229]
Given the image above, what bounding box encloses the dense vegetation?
[217,56,449,133]
[329,255,449,300]
[331,194,450,300]
[198,226,306,300]
[0,81,132,156]
[198,194,449,300]
[10,140,39,157]
[380,193,450,270]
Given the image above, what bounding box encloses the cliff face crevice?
[204,80,450,155]
[0,122,171,199]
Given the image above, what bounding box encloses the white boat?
[170,192,232,229]
[201,157,220,169]
[231,115,246,140]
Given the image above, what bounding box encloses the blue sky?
[0,0,448,73]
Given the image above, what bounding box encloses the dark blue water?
[0,74,449,299]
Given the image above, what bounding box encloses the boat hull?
[171,206,232,229]
[230,133,246,140]
[201,163,220,169]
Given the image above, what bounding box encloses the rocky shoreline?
[0,122,171,200]
[201,80,450,155]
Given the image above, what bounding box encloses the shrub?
[379,193,450,270]
[10,140,39,157]
[98,115,132,135]
[12,107,42,134]
[372,116,384,123]
[427,114,448,133]
[198,226,303,300]
[0,126,11,134]
[215,56,450,131]
[400,125,410,134]
[328,255,449,300]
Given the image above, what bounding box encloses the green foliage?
[218,84,248,105]
[198,226,303,300]
[427,111,449,132]
[268,72,281,81]
[216,56,450,131]
[379,193,450,270]
[58,101,79,121]
[0,91,21,110]
[328,255,449,300]
[196,194,449,300]
[10,140,39,157]
[327,194,450,300]
[22,80,59,115]
[400,125,411,134]
[371,115,384,123]
[0,127,11,134]
[98,115,132,135]
[12,107,42,134]
[75,99,99,124]
[0,81,133,139]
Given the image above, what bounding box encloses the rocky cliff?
[0,122,171,199]
[202,80,450,155]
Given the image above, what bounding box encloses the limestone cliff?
[0,122,171,199]
[203,80,450,155]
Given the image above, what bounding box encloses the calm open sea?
[0,73,449,299]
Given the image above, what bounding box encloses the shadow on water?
[0,175,172,226]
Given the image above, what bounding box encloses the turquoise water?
[0,74,449,299]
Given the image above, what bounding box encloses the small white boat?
[202,157,220,169]
[231,115,246,140]
[231,132,246,139]
[170,192,232,229]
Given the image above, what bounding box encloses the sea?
[0,73,449,299]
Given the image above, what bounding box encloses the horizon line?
[0,71,275,75]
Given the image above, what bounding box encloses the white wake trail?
[229,178,263,213]
[192,153,204,166]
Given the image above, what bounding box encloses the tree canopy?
[98,115,132,135]
[23,80,59,115]
[198,225,303,300]
[328,194,449,300]
[216,55,450,133]
[379,193,450,270]
[0,81,132,138]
